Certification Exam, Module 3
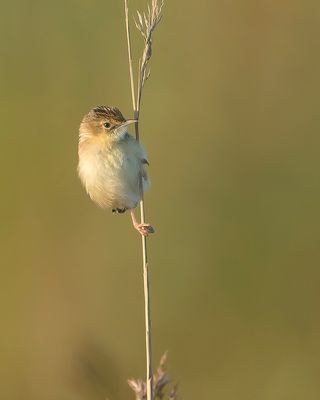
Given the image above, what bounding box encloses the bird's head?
[79,106,136,142]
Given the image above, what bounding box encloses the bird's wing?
[142,158,149,166]
[141,158,149,181]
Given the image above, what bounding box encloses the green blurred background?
[1,0,320,399]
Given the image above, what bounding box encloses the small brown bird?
[78,106,154,236]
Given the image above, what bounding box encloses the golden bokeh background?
[1,0,320,399]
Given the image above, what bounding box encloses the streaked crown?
[86,106,126,124]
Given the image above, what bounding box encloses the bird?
[78,105,155,236]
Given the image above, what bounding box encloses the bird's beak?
[120,119,138,128]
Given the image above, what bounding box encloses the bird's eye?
[103,122,111,128]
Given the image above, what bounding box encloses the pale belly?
[78,140,149,210]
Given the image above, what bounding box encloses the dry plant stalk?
[128,353,178,400]
[134,0,164,111]
[124,1,164,400]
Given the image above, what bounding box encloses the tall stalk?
[124,1,163,399]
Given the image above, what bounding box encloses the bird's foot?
[133,222,155,237]
[130,210,155,237]
[112,208,126,214]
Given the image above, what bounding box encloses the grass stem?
[124,1,154,399]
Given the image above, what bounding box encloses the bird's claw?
[134,223,155,237]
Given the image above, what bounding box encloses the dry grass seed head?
[128,353,178,400]
[127,378,147,400]
[134,0,164,97]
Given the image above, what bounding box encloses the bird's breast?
[78,138,148,209]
